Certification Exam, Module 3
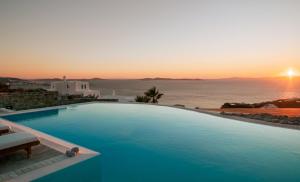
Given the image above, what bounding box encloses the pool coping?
[0,117,100,182]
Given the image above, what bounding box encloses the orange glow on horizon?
[0,67,298,80]
[281,68,299,79]
[0,55,299,79]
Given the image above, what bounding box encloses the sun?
[281,68,299,79]
[285,68,298,78]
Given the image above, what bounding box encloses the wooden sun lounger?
[0,123,10,135]
[0,132,40,158]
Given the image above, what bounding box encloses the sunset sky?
[0,0,299,79]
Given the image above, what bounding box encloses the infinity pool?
[3,103,300,182]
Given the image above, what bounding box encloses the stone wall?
[0,90,96,110]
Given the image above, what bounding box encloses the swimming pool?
[3,103,300,182]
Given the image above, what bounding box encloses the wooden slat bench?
[0,132,40,158]
[0,123,9,135]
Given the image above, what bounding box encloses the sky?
[0,0,299,79]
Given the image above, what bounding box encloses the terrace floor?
[0,144,66,182]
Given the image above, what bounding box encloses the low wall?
[0,90,97,110]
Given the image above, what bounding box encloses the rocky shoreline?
[221,112,300,126]
[221,98,300,108]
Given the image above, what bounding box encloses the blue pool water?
[3,103,300,182]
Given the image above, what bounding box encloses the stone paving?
[0,144,66,182]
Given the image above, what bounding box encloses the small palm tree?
[144,86,164,103]
[135,95,150,103]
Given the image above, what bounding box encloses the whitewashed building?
[49,77,100,98]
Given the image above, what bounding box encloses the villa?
[49,77,100,98]
[1,0,300,181]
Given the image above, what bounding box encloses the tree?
[144,86,164,103]
[135,86,164,104]
[135,95,151,103]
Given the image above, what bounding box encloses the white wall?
[50,81,100,98]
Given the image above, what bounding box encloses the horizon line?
[1,76,299,81]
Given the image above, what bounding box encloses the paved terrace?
[0,143,66,182]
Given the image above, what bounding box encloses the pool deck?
[0,144,66,181]
[0,113,100,182]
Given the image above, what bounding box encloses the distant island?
[141,77,203,81]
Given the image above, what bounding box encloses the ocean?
[89,78,300,108]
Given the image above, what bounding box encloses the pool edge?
[2,101,300,132]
